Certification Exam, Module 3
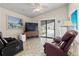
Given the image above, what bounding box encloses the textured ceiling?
[0,3,66,17]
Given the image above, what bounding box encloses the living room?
[0,3,79,56]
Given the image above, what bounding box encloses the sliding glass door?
[41,20,55,39]
[41,21,46,37]
[47,20,55,38]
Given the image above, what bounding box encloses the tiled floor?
[16,37,78,56]
[16,38,48,56]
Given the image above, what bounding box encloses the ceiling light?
[32,3,47,13]
[33,6,42,12]
[33,8,40,12]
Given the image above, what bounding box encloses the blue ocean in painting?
[8,16,22,24]
[8,16,23,29]
[71,10,78,30]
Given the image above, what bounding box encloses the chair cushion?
[54,37,62,43]
[62,31,74,41]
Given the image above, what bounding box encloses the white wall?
[0,4,69,38]
[34,5,68,37]
[69,3,78,17]
[0,7,37,38]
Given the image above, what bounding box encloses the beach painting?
[8,16,23,29]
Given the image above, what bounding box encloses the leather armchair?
[44,30,78,56]
[44,43,65,56]
[0,32,23,56]
[0,37,23,56]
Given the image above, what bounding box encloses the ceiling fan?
[30,3,48,12]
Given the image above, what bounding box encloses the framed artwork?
[8,16,23,29]
[71,9,78,30]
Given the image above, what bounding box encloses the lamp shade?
[64,20,72,26]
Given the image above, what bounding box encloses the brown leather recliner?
[44,30,78,56]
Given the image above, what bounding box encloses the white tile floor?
[16,37,78,56]
[16,38,47,56]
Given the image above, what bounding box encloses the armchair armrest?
[53,37,62,43]
[5,40,23,46]
[4,37,16,42]
[5,40,18,46]
[44,42,65,56]
[3,38,21,46]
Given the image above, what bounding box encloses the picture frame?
[7,16,23,29]
[71,9,78,30]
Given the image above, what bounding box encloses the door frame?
[41,19,55,39]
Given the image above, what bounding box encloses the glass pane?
[47,20,54,38]
[41,20,55,43]
[41,21,46,37]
